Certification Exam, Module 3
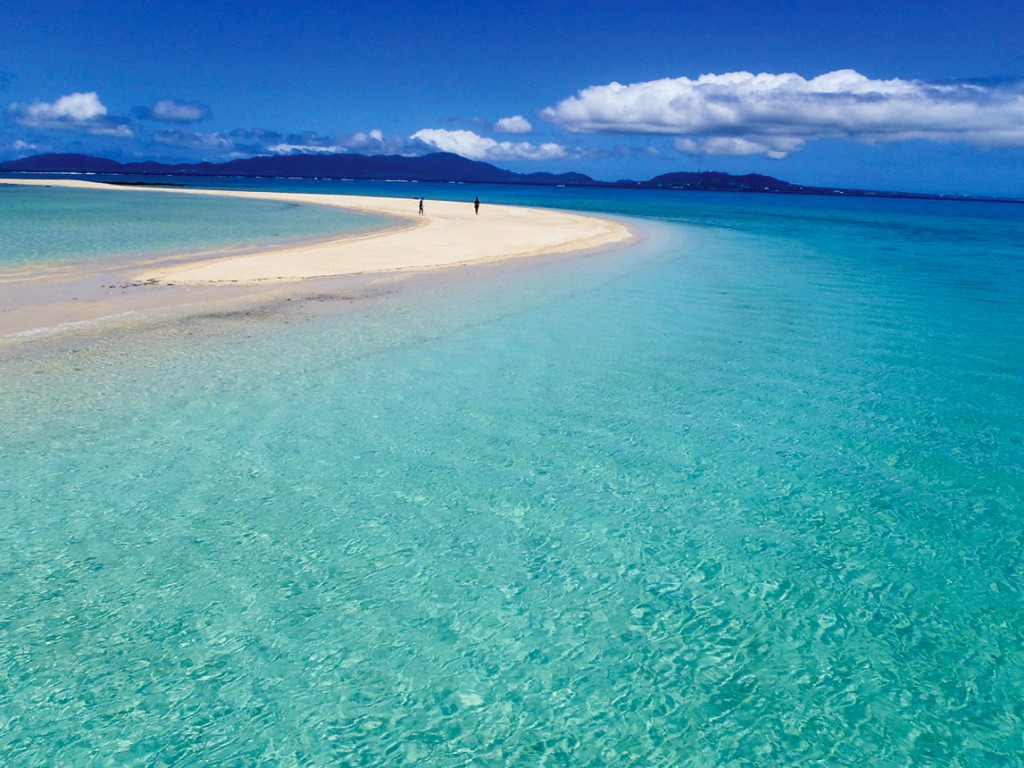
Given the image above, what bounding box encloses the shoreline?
[0,179,634,346]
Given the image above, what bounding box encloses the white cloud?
[146,99,210,122]
[543,69,1024,157]
[269,142,346,154]
[88,123,134,138]
[347,128,385,149]
[23,91,107,122]
[9,91,133,137]
[411,128,566,161]
[674,136,806,160]
[494,115,533,133]
[344,129,420,155]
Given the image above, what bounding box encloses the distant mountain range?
[0,152,1016,202]
[0,152,597,186]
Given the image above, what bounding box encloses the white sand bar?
[0,178,636,345]
[5,179,632,284]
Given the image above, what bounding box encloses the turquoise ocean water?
[1,178,1022,765]
[0,182,384,269]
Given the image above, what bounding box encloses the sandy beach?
[0,179,633,344]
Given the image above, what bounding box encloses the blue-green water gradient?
[1,179,1022,765]
[0,183,383,269]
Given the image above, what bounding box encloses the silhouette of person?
[474,197,480,215]
[419,198,424,215]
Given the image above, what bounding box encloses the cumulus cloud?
[494,115,533,133]
[411,128,566,161]
[8,91,133,137]
[542,69,1024,157]
[138,99,211,122]
[23,91,106,122]
[346,128,386,149]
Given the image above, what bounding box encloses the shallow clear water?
[1,181,1022,765]
[0,182,383,269]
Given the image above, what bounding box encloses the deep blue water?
[1,178,1022,765]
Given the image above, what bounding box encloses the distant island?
[1,152,1019,203]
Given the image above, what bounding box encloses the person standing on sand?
[474,197,480,215]
[419,198,424,215]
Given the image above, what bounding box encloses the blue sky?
[2,0,1023,196]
